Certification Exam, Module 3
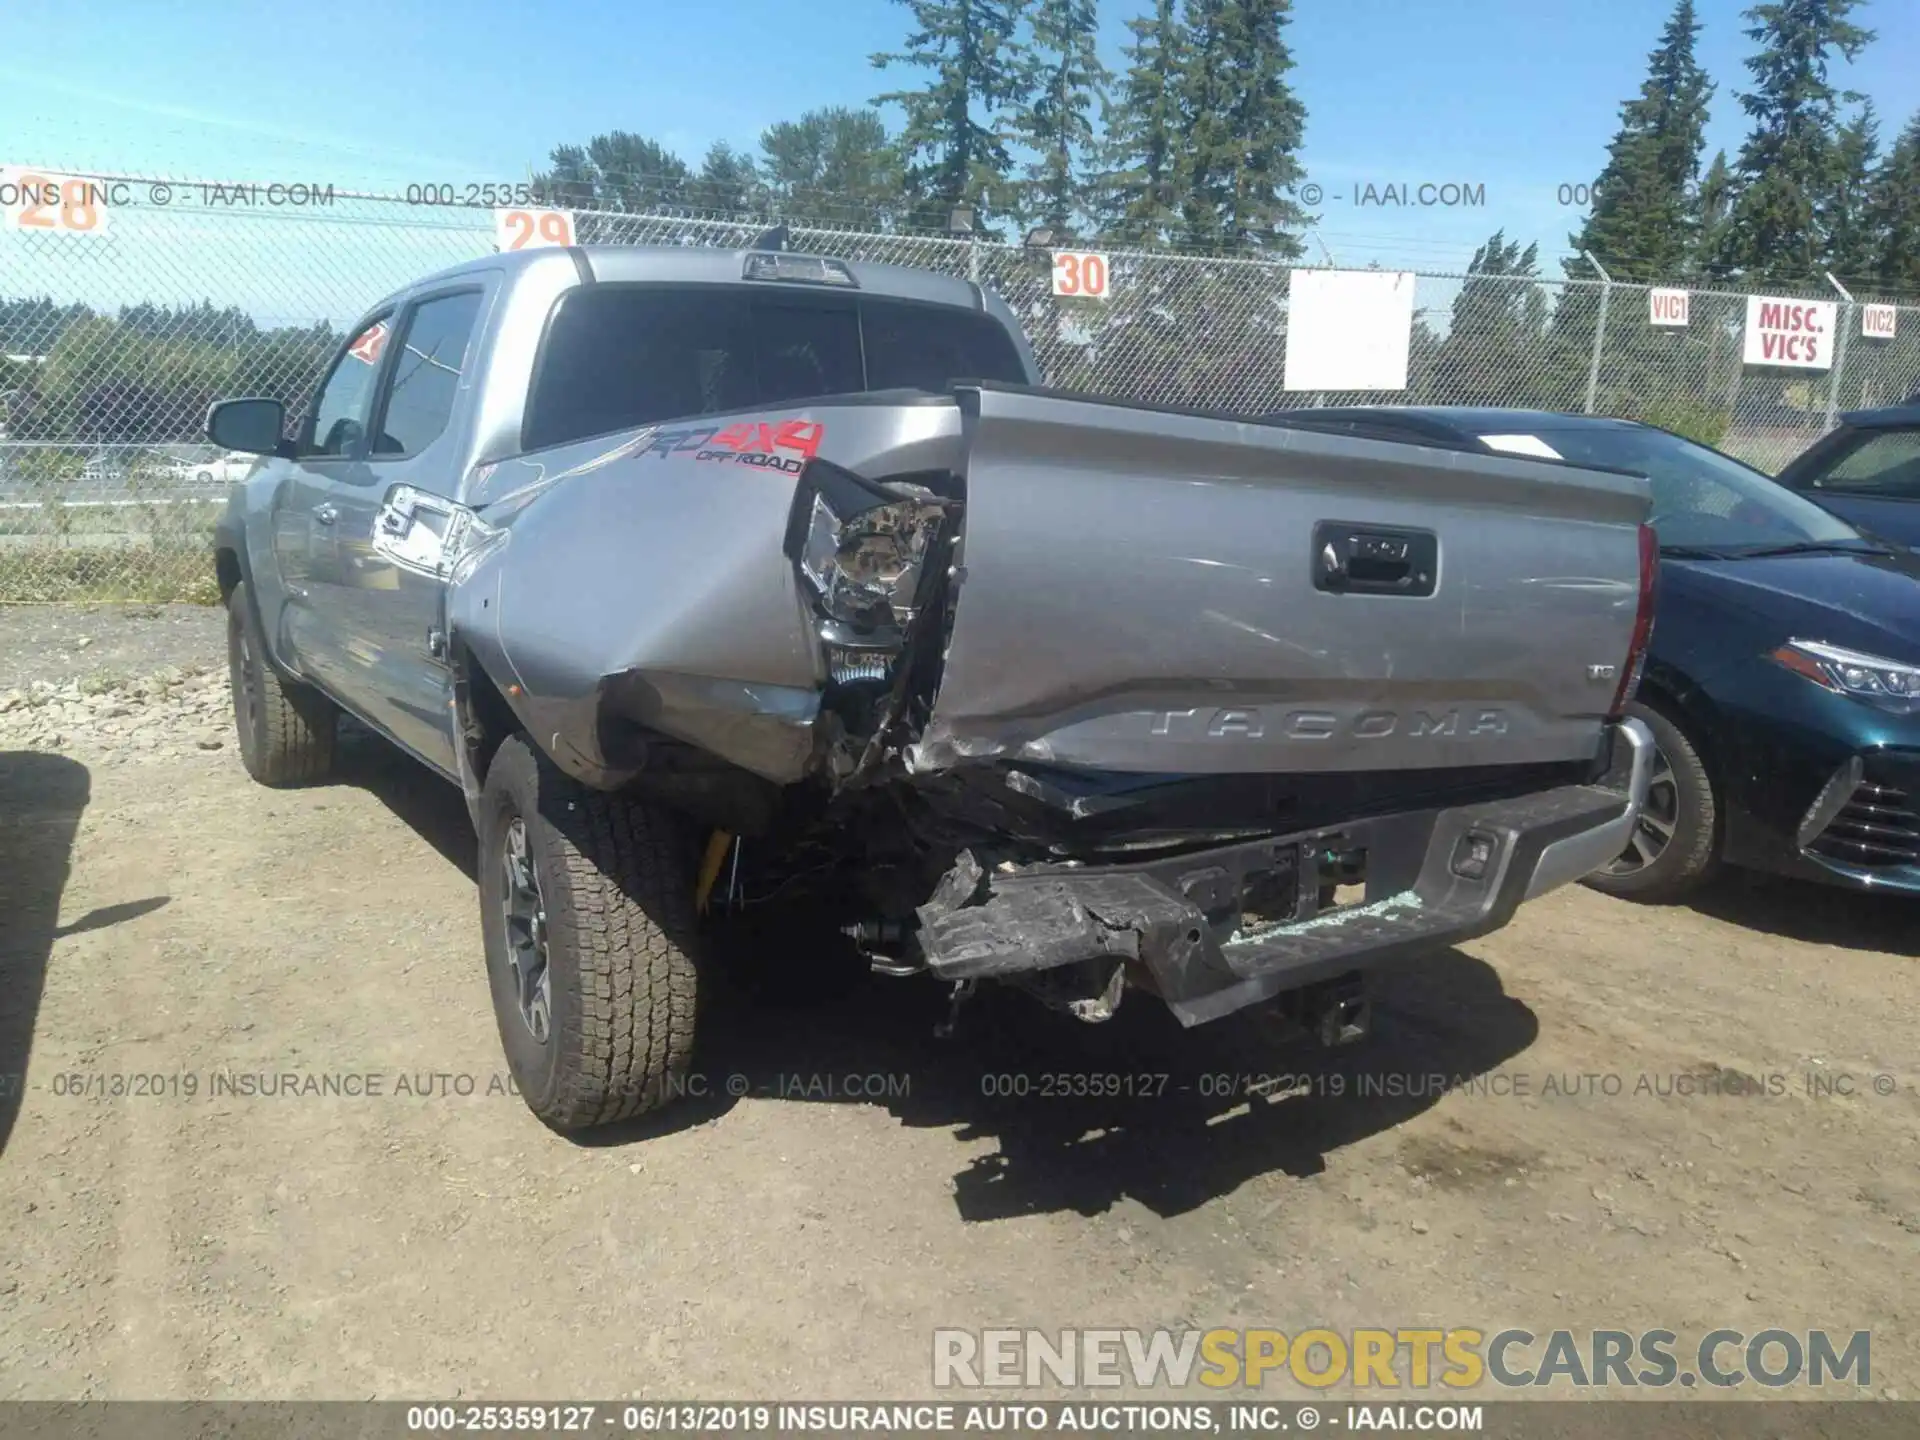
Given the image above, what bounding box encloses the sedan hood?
[1663,548,1920,665]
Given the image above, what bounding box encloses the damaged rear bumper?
[917,718,1655,1026]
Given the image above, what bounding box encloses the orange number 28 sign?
[1051,250,1110,300]
[1,168,109,234]
[494,208,576,252]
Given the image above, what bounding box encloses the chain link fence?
[3,174,1917,602]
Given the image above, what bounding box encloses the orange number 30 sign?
[1051,250,1110,300]
[1,168,109,234]
[494,208,576,252]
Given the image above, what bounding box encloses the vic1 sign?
[1051,251,1110,299]
[1742,295,1836,370]
[1649,288,1689,327]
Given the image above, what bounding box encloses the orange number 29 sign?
[1051,250,1110,300]
[1,168,108,234]
[494,208,576,252]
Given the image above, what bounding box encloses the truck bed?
[451,381,1650,803]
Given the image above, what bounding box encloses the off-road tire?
[226,580,336,786]
[478,734,701,1132]
[1584,701,1719,903]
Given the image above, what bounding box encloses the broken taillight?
[1610,522,1658,719]
[785,459,949,680]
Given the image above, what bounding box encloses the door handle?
[1311,522,1437,597]
[313,502,338,526]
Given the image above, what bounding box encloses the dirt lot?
[1,603,1915,1402]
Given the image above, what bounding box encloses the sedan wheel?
[1603,746,1679,876]
[1582,700,1720,903]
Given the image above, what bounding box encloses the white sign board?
[1649,288,1690,327]
[494,207,576,251]
[1,166,109,234]
[1050,251,1110,300]
[1284,269,1417,392]
[1742,295,1836,370]
[1862,304,1898,340]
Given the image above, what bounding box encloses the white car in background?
[165,452,257,486]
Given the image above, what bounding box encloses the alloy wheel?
[499,815,552,1044]
[1603,744,1679,875]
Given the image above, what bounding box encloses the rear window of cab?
[522,285,1029,452]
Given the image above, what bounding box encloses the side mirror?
[206,397,288,457]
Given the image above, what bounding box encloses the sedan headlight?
[1771,638,1920,713]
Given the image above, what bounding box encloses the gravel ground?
[1,604,1915,1404]
[0,603,223,693]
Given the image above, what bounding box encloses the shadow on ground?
[1688,868,1920,956]
[592,917,1540,1222]
[0,751,91,1157]
[333,725,478,881]
[327,742,1541,1220]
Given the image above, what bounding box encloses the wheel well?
[215,547,243,603]
[1631,676,1721,795]
[454,646,519,790]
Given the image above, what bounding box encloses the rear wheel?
[478,735,701,1131]
[1584,701,1718,902]
[226,580,336,786]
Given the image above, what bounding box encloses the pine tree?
[1694,148,1735,267]
[1567,0,1714,279]
[1716,0,1875,283]
[691,142,762,216]
[759,107,906,228]
[1821,101,1880,280]
[1097,0,1190,243]
[1866,110,1920,289]
[534,132,692,211]
[1177,0,1308,254]
[871,0,1031,233]
[1010,0,1110,232]
[1433,231,1558,407]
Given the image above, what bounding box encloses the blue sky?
[0,0,1915,315]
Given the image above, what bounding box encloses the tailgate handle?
[1313,522,1437,597]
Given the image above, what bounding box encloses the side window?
[1807,429,1920,500]
[301,316,390,458]
[371,291,483,460]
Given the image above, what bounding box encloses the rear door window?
[371,289,483,461]
[1802,429,1920,500]
[299,315,391,458]
[523,285,1029,451]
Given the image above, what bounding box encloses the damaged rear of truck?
[211,244,1654,1132]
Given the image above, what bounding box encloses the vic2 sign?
[1743,296,1836,370]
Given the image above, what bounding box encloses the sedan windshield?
[1489,425,1867,554]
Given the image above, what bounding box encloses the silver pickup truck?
[208,243,1655,1132]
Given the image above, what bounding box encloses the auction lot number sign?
[494,207,577,252]
[1,167,108,234]
[1052,250,1111,300]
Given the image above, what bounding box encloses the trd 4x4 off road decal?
[639,418,826,475]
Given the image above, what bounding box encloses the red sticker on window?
[348,321,389,366]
